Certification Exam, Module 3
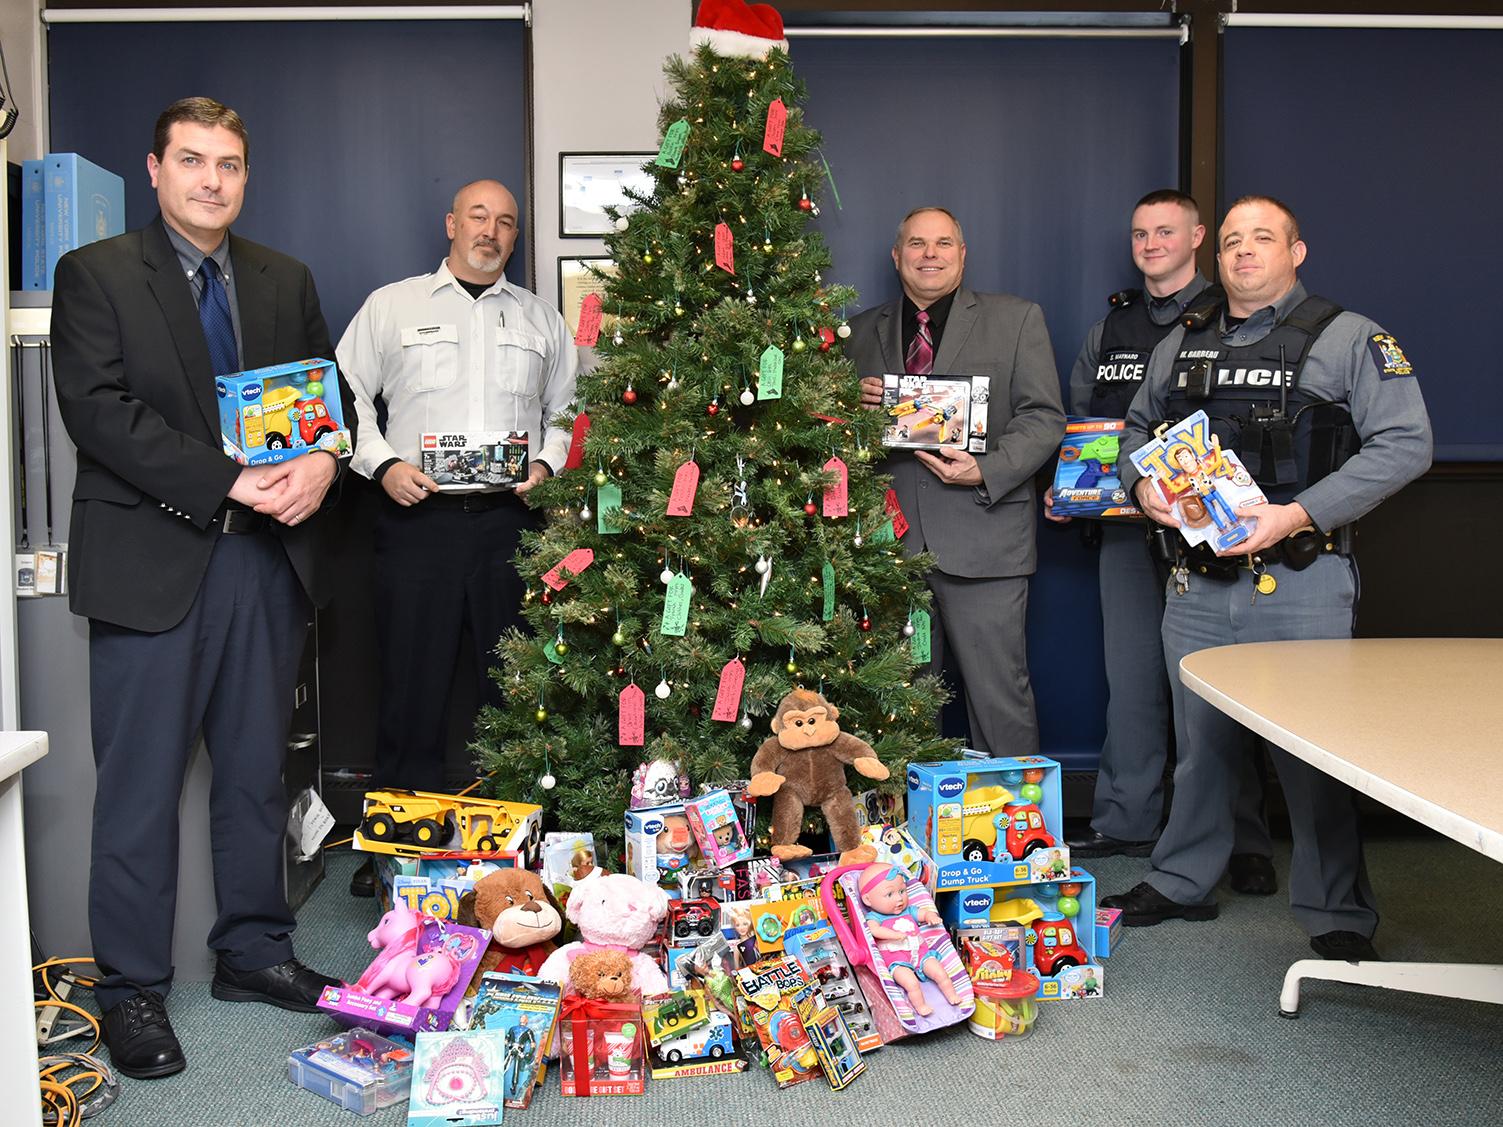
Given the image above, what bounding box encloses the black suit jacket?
[51,216,349,631]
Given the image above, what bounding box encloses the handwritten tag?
[660,574,693,637]
[714,222,735,274]
[884,488,910,539]
[564,412,590,471]
[667,459,700,517]
[574,293,603,347]
[711,658,746,722]
[763,98,786,156]
[821,561,836,623]
[543,637,564,665]
[910,609,933,664]
[619,684,645,746]
[597,481,622,535]
[757,345,784,400]
[822,456,849,517]
[873,519,896,544]
[657,119,690,169]
[541,548,595,591]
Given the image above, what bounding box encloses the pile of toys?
[285,719,1115,1117]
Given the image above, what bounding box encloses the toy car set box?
[354,789,542,865]
[879,373,990,453]
[649,1009,746,1078]
[217,357,350,465]
[783,920,882,1053]
[1051,416,1143,519]
[288,1026,413,1116]
[906,756,1070,891]
[419,431,529,491]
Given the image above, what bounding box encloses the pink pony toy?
[357,902,462,1010]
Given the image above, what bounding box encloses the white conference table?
[1179,638,1503,1017]
[2,730,47,1127]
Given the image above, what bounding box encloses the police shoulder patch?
[1368,333,1414,379]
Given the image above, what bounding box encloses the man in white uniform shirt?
[338,180,577,895]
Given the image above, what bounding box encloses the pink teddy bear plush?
[537,872,670,997]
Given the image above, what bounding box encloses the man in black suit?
[51,97,346,1079]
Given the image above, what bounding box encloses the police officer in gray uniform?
[1051,191,1273,892]
[1100,195,1431,960]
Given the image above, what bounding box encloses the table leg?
[1280,958,1503,1018]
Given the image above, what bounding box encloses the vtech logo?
[936,776,965,799]
[906,769,921,791]
[215,380,229,399]
[642,817,664,835]
[241,381,263,401]
[962,892,992,914]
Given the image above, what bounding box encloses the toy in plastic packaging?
[792,981,865,1090]
[288,1027,413,1116]
[961,936,1040,1040]
[557,1000,647,1096]
[540,832,601,911]
[470,972,560,1109]
[406,1029,506,1127]
[732,957,821,1088]
[1128,408,1267,550]
[649,1009,746,1078]
[1052,417,1142,518]
[684,788,753,868]
[783,921,881,1052]
[629,757,691,809]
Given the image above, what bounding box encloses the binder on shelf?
[42,153,125,290]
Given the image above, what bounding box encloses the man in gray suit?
[854,207,1066,755]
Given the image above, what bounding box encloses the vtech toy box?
[217,358,350,465]
[907,756,1070,891]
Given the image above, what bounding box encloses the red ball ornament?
[803,501,817,516]
[861,616,872,632]
[819,339,832,353]
[622,385,638,405]
[540,589,552,605]
[798,195,813,211]
[707,397,721,416]
[732,157,745,171]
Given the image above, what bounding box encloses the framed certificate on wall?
[559,152,655,237]
[558,256,619,338]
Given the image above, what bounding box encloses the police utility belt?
[1152,289,1359,584]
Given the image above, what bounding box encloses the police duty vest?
[1164,295,1358,505]
[1090,287,1222,418]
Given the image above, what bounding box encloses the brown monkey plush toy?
[746,688,889,864]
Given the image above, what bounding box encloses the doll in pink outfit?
[857,863,961,1015]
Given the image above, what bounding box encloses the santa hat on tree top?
[690,0,790,59]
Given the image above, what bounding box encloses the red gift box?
[558,997,646,1096]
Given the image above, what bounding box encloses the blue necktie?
[198,257,240,376]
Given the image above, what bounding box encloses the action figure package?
[472,972,560,1109]
[287,1026,413,1116]
[1128,409,1267,550]
[406,1028,506,1127]
[879,373,990,453]
[1051,417,1142,518]
[419,431,528,491]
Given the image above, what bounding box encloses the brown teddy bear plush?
[457,867,563,979]
[568,949,636,1001]
[746,687,889,864]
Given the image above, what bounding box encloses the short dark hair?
[1133,189,1199,221]
[1223,194,1301,242]
[152,97,249,164]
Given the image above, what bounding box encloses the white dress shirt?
[337,260,578,483]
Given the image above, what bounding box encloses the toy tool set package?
[1128,408,1268,550]
[1052,417,1142,518]
[469,972,560,1109]
[907,756,1071,890]
[288,1027,414,1116]
[217,358,350,465]
[419,431,529,490]
[879,373,990,453]
[406,1029,506,1127]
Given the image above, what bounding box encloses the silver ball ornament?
[660,567,675,585]
[655,679,672,700]
[540,773,557,790]
[837,322,852,339]
[739,714,753,730]
[903,621,916,638]
[739,388,755,406]
[853,534,864,547]
[579,505,592,521]
[754,556,770,575]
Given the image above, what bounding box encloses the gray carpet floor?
[75,834,1503,1126]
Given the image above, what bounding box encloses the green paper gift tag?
[873,519,897,544]
[597,482,623,535]
[543,637,564,665]
[910,609,932,664]
[660,573,693,637]
[657,119,690,169]
[757,345,784,400]
[821,561,835,623]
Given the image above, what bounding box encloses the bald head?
[446,179,519,283]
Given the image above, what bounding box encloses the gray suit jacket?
[847,287,1065,578]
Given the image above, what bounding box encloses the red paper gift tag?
[563,412,591,471]
[619,683,645,746]
[763,98,787,156]
[822,456,849,517]
[711,657,746,722]
[714,221,735,274]
[884,488,910,539]
[542,548,595,591]
[573,293,603,347]
[667,459,700,516]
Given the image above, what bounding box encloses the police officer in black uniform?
[1050,192,1274,892]
[1101,195,1431,960]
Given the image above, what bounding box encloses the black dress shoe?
[1310,930,1380,961]
[211,957,341,1013]
[1100,881,1219,926]
[1228,852,1278,896]
[349,856,376,898]
[102,990,186,1080]
[1065,828,1156,858]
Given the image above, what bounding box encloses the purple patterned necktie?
[905,309,933,376]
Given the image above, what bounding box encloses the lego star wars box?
[879,373,989,453]
[1052,417,1142,518]
[420,431,529,491]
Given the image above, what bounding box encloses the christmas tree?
[472,36,954,851]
